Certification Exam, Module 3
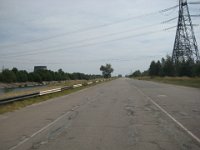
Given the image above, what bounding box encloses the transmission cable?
[0,5,179,49]
[1,15,179,57]
[1,28,175,58]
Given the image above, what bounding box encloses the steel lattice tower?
[172,0,199,63]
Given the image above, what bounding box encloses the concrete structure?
[34,66,47,72]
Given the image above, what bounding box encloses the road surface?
[0,78,200,150]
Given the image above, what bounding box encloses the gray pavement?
[0,78,200,150]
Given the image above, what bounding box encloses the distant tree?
[149,60,162,76]
[1,69,17,83]
[162,56,175,76]
[0,67,102,83]
[16,70,28,82]
[12,67,18,74]
[65,73,70,80]
[141,70,149,76]
[0,72,3,82]
[58,69,66,80]
[193,62,200,76]
[147,55,200,77]
[149,61,157,76]
[33,73,42,82]
[130,70,141,77]
[28,72,42,82]
[72,73,81,80]
[28,72,34,82]
[156,61,162,76]
[100,64,114,78]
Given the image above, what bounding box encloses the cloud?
[0,0,199,75]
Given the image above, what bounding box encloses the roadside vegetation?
[0,67,102,83]
[135,76,200,88]
[0,86,85,114]
[0,65,115,114]
[0,80,92,100]
[129,55,200,88]
[0,79,112,114]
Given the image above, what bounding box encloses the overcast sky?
[0,0,199,75]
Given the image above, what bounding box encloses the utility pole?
[172,0,199,63]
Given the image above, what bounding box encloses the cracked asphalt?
[0,78,200,150]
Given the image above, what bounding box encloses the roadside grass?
[134,76,200,88]
[0,80,109,114]
[0,80,92,100]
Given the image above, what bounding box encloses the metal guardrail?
[39,88,61,96]
[0,92,40,105]
[61,86,72,91]
[0,79,107,105]
[72,84,82,88]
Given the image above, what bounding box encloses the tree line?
[129,56,200,77]
[0,68,102,83]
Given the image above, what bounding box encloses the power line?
[164,26,177,30]
[1,20,177,57]
[188,1,200,4]
[2,16,179,57]
[1,28,174,58]
[0,56,162,64]
[159,5,179,16]
[0,5,179,49]
[1,22,161,56]
[191,14,200,17]
[159,5,179,12]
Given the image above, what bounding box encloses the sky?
[0,0,199,76]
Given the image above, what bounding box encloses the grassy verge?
[0,80,110,114]
[0,80,90,100]
[134,76,200,88]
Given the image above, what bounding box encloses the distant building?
[118,74,122,78]
[34,66,47,72]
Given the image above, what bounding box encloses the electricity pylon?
[172,0,199,63]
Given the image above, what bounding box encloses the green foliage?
[148,56,200,77]
[0,67,102,83]
[130,55,200,78]
[129,70,141,77]
[149,61,162,76]
[16,70,28,82]
[193,62,200,76]
[100,64,114,78]
[161,56,175,76]
[1,69,17,83]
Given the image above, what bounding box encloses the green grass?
[134,76,200,88]
[0,80,110,114]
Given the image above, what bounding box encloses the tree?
[193,62,200,76]
[12,67,18,74]
[149,61,162,76]
[162,56,175,76]
[16,70,28,82]
[149,61,157,76]
[1,69,17,83]
[32,73,42,82]
[0,67,102,83]
[100,64,114,78]
[147,55,200,77]
[130,70,141,77]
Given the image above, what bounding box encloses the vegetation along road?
[0,78,200,150]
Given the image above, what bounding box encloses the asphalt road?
[0,78,200,150]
